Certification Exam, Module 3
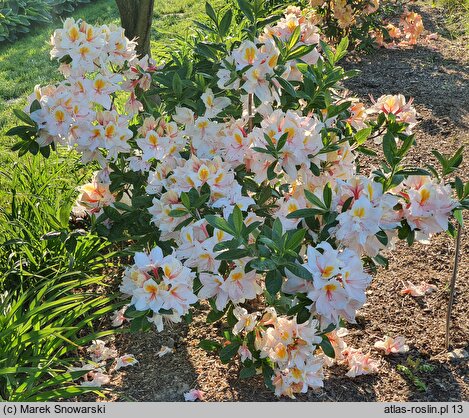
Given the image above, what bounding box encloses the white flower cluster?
[28,18,157,165]
[217,9,320,102]
[260,316,325,398]
[283,242,371,326]
[120,247,197,329]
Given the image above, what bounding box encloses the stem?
[445,222,463,350]
[248,93,254,132]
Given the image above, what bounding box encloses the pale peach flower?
[81,371,111,387]
[401,280,437,297]
[343,348,379,377]
[115,354,139,370]
[184,389,205,401]
[157,346,174,357]
[374,335,409,355]
[110,306,128,327]
[400,11,424,45]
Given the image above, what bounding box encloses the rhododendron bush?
[307,0,425,49]
[8,0,469,399]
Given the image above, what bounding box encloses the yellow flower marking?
[420,188,430,205]
[244,46,256,64]
[352,206,365,218]
[93,78,106,93]
[68,26,80,42]
[54,109,65,123]
[322,265,335,278]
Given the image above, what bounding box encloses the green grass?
[429,0,469,38]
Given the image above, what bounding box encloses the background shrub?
[0,0,94,43]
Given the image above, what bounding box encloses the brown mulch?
[98,4,469,402]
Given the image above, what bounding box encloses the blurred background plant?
[0,0,95,43]
[434,0,469,38]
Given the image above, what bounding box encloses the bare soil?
[101,4,469,402]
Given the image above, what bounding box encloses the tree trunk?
[115,0,155,58]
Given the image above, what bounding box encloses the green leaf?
[205,2,218,25]
[168,209,189,218]
[319,40,334,65]
[285,262,313,281]
[265,270,282,296]
[219,9,232,37]
[296,307,311,324]
[286,44,316,61]
[375,230,388,246]
[239,366,257,379]
[172,72,183,97]
[448,146,464,172]
[215,248,250,260]
[431,149,447,170]
[285,229,305,250]
[30,99,41,113]
[262,364,274,391]
[180,192,191,209]
[286,208,323,219]
[124,306,150,319]
[237,0,254,22]
[455,177,464,199]
[354,127,372,145]
[206,308,225,323]
[327,101,351,119]
[275,76,297,97]
[13,109,35,126]
[334,37,349,62]
[374,253,389,268]
[232,205,244,235]
[220,342,241,364]
[453,209,463,227]
[39,145,51,158]
[5,125,35,137]
[395,168,431,176]
[320,336,335,358]
[198,339,222,352]
[323,183,332,209]
[267,160,277,180]
[250,258,277,272]
[341,196,354,212]
[288,25,301,50]
[357,146,378,157]
[304,189,326,209]
[205,215,235,235]
[272,218,283,237]
[383,131,397,165]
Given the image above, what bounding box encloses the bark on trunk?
[115,0,155,58]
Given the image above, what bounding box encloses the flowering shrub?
[8,0,468,398]
[371,9,425,48]
[306,0,424,50]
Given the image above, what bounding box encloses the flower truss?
[307,0,425,49]
[372,9,425,48]
[8,0,468,399]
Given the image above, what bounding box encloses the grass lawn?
[0,0,223,184]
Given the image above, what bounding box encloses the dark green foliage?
[0,0,94,43]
